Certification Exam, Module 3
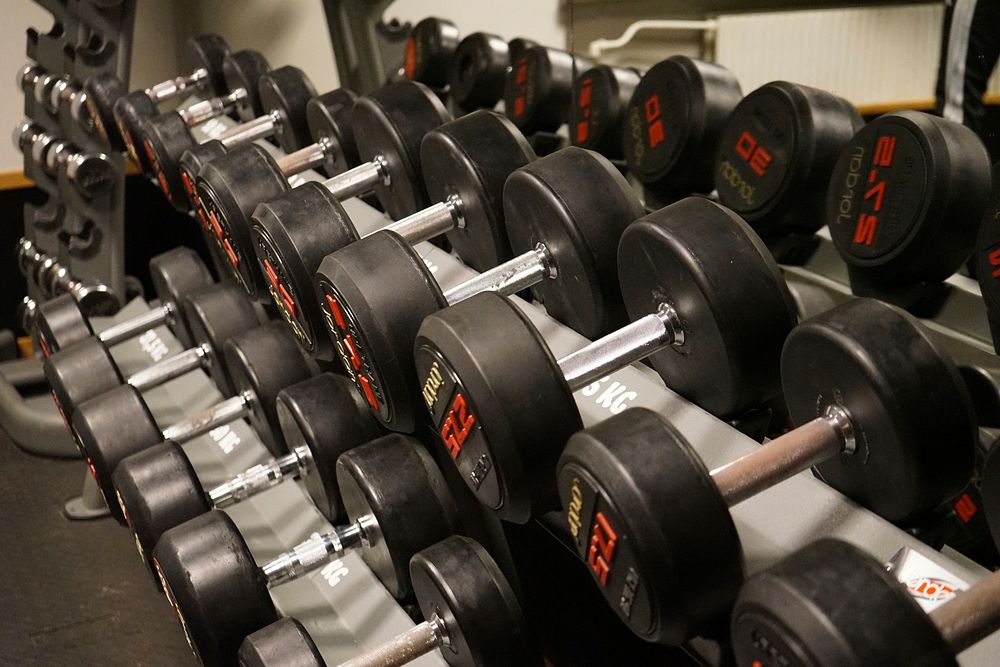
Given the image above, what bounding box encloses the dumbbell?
[112,373,380,567]
[33,246,214,356]
[732,539,1000,666]
[622,56,742,205]
[237,536,537,667]
[152,433,460,667]
[253,108,534,364]
[198,80,450,300]
[17,238,118,319]
[140,58,304,209]
[83,34,230,154]
[402,17,460,90]
[446,33,514,113]
[44,282,266,418]
[570,64,640,162]
[175,89,358,222]
[415,196,796,524]
[827,110,991,314]
[714,81,862,255]
[71,321,317,523]
[312,145,640,433]
[504,45,593,151]
[14,121,115,197]
[555,297,975,644]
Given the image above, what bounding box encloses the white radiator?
[714,3,1000,107]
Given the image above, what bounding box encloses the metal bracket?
[320,0,410,95]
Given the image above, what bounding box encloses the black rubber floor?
[0,429,197,666]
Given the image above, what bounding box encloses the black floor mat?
[0,429,198,666]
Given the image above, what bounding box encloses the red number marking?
[440,393,476,459]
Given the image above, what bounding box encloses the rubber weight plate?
[404,17,460,88]
[624,56,742,198]
[153,511,277,667]
[974,171,1000,351]
[571,65,640,160]
[448,32,509,112]
[715,81,862,235]
[84,73,127,149]
[504,46,593,135]
[619,197,796,417]
[44,337,123,416]
[71,384,164,523]
[351,80,451,219]
[420,110,535,271]
[222,321,317,455]
[827,110,991,284]
[238,618,324,667]
[276,373,381,522]
[257,66,317,153]
[335,434,460,598]
[197,143,291,299]
[112,440,211,576]
[251,182,358,361]
[178,141,228,216]
[186,34,231,96]
[149,245,215,348]
[141,112,201,207]
[223,50,272,122]
[115,91,158,169]
[731,540,956,667]
[181,282,267,394]
[306,88,359,177]
[504,146,643,338]
[410,536,539,667]
[315,232,447,433]
[781,298,976,523]
[414,292,581,523]
[557,408,743,645]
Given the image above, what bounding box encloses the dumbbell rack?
[68,111,997,664]
[21,0,135,308]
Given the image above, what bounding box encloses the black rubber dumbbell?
[70,321,317,522]
[33,246,214,356]
[714,80,863,260]
[14,121,115,197]
[83,34,230,154]
[555,297,975,644]
[827,110,991,315]
[415,196,797,523]
[178,88,359,219]
[732,539,1000,666]
[313,146,641,433]
[570,64,641,163]
[141,61,313,210]
[623,56,743,206]
[113,373,380,567]
[237,536,538,667]
[402,17,460,90]
[504,45,593,153]
[153,434,461,667]
[198,80,450,301]
[45,282,266,417]
[252,108,535,364]
[446,32,514,114]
